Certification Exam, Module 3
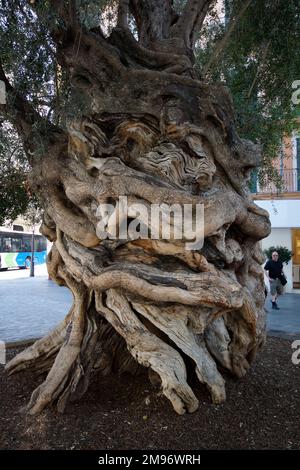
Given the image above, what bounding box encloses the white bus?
[0,227,47,270]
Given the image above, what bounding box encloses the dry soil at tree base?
[0,336,299,450]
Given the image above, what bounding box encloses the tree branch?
[202,0,252,77]
[117,0,130,29]
[129,0,175,47]
[48,0,78,29]
[191,0,214,49]
[27,0,123,96]
[0,62,40,136]
[27,0,79,49]
[247,40,271,99]
[0,60,63,158]
[171,0,215,50]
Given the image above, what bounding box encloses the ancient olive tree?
[1,0,270,415]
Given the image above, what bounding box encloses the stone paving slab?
[0,276,72,343]
[266,293,300,339]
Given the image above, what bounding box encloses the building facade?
[252,131,300,293]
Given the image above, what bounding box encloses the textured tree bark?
[4,0,271,415]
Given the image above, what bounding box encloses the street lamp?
[30,225,35,277]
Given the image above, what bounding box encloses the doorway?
[292,228,300,288]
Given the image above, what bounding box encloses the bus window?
[23,237,32,252]
[41,238,47,251]
[2,237,11,253]
[11,237,22,252]
[34,236,47,252]
[42,238,47,251]
[34,237,41,252]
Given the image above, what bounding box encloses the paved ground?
[266,293,300,339]
[0,268,72,343]
[0,266,299,343]
[0,263,48,280]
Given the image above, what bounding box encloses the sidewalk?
[0,263,48,280]
[0,275,72,343]
[266,293,300,339]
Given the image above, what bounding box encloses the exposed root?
[26,275,88,415]
[95,289,199,414]
[205,316,232,371]
[130,301,226,404]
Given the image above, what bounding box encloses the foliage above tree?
[196,0,300,188]
[0,121,30,225]
[264,245,293,265]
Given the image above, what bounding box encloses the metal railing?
[251,168,300,194]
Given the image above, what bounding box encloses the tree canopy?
[198,0,300,188]
[0,122,30,224]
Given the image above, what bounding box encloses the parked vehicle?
[0,228,47,270]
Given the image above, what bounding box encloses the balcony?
[251,168,300,198]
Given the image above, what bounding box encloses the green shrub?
[264,246,293,265]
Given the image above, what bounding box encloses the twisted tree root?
[95,289,199,414]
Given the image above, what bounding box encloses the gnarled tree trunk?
[3,0,270,415]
